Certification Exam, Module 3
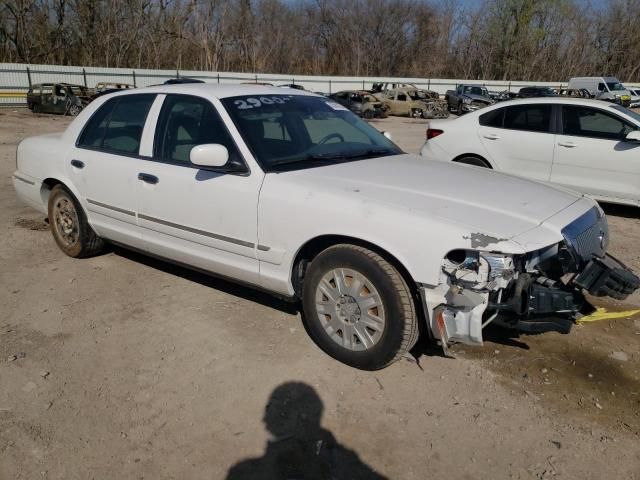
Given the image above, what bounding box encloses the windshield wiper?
[270,147,394,168]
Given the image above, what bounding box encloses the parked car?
[95,82,134,93]
[489,90,518,102]
[329,90,388,118]
[13,85,639,369]
[558,88,593,99]
[164,78,204,84]
[628,88,640,108]
[278,84,305,90]
[568,77,632,107]
[27,83,90,116]
[517,86,558,98]
[445,84,494,115]
[421,97,640,207]
[378,87,449,119]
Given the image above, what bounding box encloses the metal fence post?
[132,70,137,87]
[255,74,258,83]
[508,81,511,92]
[329,80,332,94]
[362,79,365,90]
[217,73,220,84]
[26,66,32,87]
[427,78,431,90]
[176,70,180,79]
[82,68,87,87]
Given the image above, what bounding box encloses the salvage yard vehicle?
[421,97,640,207]
[329,90,388,118]
[13,85,639,370]
[629,88,640,108]
[26,83,90,116]
[378,87,449,119]
[445,84,494,114]
[517,86,558,98]
[568,77,632,107]
[95,82,134,93]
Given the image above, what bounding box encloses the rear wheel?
[457,102,464,116]
[454,156,491,168]
[48,185,104,258]
[301,244,419,370]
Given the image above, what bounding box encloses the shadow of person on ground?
[226,382,388,480]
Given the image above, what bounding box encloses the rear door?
[551,104,640,204]
[477,103,556,182]
[68,93,156,248]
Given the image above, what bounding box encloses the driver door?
[551,105,640,203]
[136,94,264,286]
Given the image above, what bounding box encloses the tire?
[454,156,491,168]
[457,102,464,116]
[66,101,81,116]
[33,103,40,114]
[301,244,419,370]
[47,185,104,258]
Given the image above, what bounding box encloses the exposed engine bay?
[420,207,640,352]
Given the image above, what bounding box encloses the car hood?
[278,154,583,242]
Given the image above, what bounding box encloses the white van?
[568,76,631,107]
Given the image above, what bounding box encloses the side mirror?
[383,131,393,141]
[625,131,640,143]
[190,144,229,168]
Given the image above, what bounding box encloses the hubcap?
[315,268,386,351]
[53,196,79,247]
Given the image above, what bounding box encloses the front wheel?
[48,185,105,258]
[301,244,419,370]
[66,100,81,116]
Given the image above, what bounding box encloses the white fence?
[2,62,639,107]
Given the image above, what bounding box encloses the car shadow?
[600,202,639,219]
[111,245,300,316]
[225,382,388,480]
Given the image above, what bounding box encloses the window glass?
[479,108,504,128]
[41,85,53,95]
[102,94,155,154]
[503,105,551,133]
[78,94,154,154]
[155,95,241,165]
[562,106,635,140]
[397,94,407,101]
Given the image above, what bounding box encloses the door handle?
[70,159,85,169]
[558,141,577,148]
[138,173,159,184]
[483,134,500,140]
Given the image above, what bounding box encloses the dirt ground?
[1,109,639,480]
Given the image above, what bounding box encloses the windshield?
[221,94,401,171]
[610,104,640,122]
[607,82,626,92]
[463,86,488,96]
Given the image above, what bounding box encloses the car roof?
[106,83,318,100]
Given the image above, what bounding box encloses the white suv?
[421,97,640,207]
[13,86,639,369]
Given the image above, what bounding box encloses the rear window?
[503,105,552,133]
[479,108,504,127]
[78,94,155,154]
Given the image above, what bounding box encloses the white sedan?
[421,97,640,207]
[13,85,639,369]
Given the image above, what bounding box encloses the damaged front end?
[421,206,640,354]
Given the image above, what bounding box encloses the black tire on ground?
[454,156,491,168]
[301,244,419,370]
[66,100,81,116]
[457,102,464,116]
[47,184,105,258]
[33,103,40,113]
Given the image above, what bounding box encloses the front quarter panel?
[256,172,525,296]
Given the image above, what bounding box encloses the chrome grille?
[562,207,609,263]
